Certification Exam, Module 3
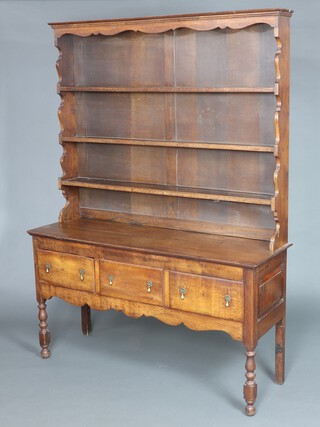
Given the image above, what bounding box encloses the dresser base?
[29,220,289,415]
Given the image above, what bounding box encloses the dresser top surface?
[28,219,290,268]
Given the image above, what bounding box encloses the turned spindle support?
[244,349,257,416]
[81,304,92,336]
[275,318,286,384]
[38,300,51,359]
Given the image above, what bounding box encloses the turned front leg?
[81,304,92,336]
[275,318,285,384]
[38,300,51,358]
[244,349,257,416]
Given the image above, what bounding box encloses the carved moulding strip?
[55,38,80,223]
[40,284,243,341]
[270,29,282,252]
[56,40,68,222]
[56,46,70,223]
[56,39,64,151]
[58,138,81,221]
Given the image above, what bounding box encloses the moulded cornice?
[49,9,293,39]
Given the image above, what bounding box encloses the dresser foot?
[81,304,92,335]
[38,300,51,359]
[244,349,257,416]
[275,318,285,384]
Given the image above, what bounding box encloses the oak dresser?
[28,8,293,415]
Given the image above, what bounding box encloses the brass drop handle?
[147,280,153,293]
[108,274,114,286]
[79,268,85,281]
[180,287,186,300]
[225,295,232,307]
[45,263,51,274]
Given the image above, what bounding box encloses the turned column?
[38,299,51,358]
[244,349,257,416]
[243,269,258,415]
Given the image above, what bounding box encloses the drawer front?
[169,272,243,321]
[100,260,163,305]
[38,250,94,292]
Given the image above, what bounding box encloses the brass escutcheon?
[179,287,186,300]
[147,280,153,293]
[224,295,232,307]
[79,268,85,281]
[108,274,114,286]
[45,263,51,273]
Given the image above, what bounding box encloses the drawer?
[100,260,163,305]
[38,249,94,292]
[169,272,243,321]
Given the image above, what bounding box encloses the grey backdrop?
[0,1,319,426]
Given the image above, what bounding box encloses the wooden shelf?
[60,177,273,206]
[61,137,275,153]
[59,85,275,94]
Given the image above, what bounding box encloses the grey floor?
[1,289,319,427]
